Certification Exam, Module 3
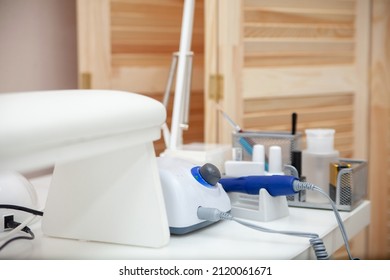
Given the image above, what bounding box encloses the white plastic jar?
[302,129,339,203]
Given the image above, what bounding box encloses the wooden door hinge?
[209,74,223,102]
[79,72,92,89]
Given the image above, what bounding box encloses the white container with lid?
[302,129,339,203]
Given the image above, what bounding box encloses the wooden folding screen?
[204,0,371,258]
[205,0,370,160]
[77,0,205,154]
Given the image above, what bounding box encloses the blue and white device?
[157,156,231,234]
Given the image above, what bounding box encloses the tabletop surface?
[0,174,370,260]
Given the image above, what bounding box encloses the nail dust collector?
[0,90,170,248]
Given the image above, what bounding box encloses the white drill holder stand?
[224,160,290,222]
[228,188,289,222]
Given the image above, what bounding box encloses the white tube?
[268,146,283,175]
[252,144,265,163]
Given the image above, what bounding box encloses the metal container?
[232,131,302,166]
[288,159,368,211]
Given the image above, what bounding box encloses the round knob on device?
[199,163,221,186]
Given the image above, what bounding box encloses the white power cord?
[197,207,329,260]
[198,180,358,260]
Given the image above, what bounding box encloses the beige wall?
[0,0,77,93]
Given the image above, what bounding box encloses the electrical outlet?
[1,214,14,232]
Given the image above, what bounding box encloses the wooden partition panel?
[205,0,369,157]
[109,0,204,93]
[204,0,371,259]
[368,0,390,259]
[77,0,205,155]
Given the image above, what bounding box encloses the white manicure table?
[0,90,370,260]
[2,171,370,260]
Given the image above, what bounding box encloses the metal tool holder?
[287,159,368,211]
[232,131,302,165]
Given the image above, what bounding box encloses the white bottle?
[302,129,339,203]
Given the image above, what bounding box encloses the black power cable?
[0,204,43,252]
[0,221,35,251]
[0,204,44,216]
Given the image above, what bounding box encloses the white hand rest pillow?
[0,90,170,248]
[0,89,166,172]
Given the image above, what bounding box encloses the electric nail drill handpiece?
[219,175,299,196]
